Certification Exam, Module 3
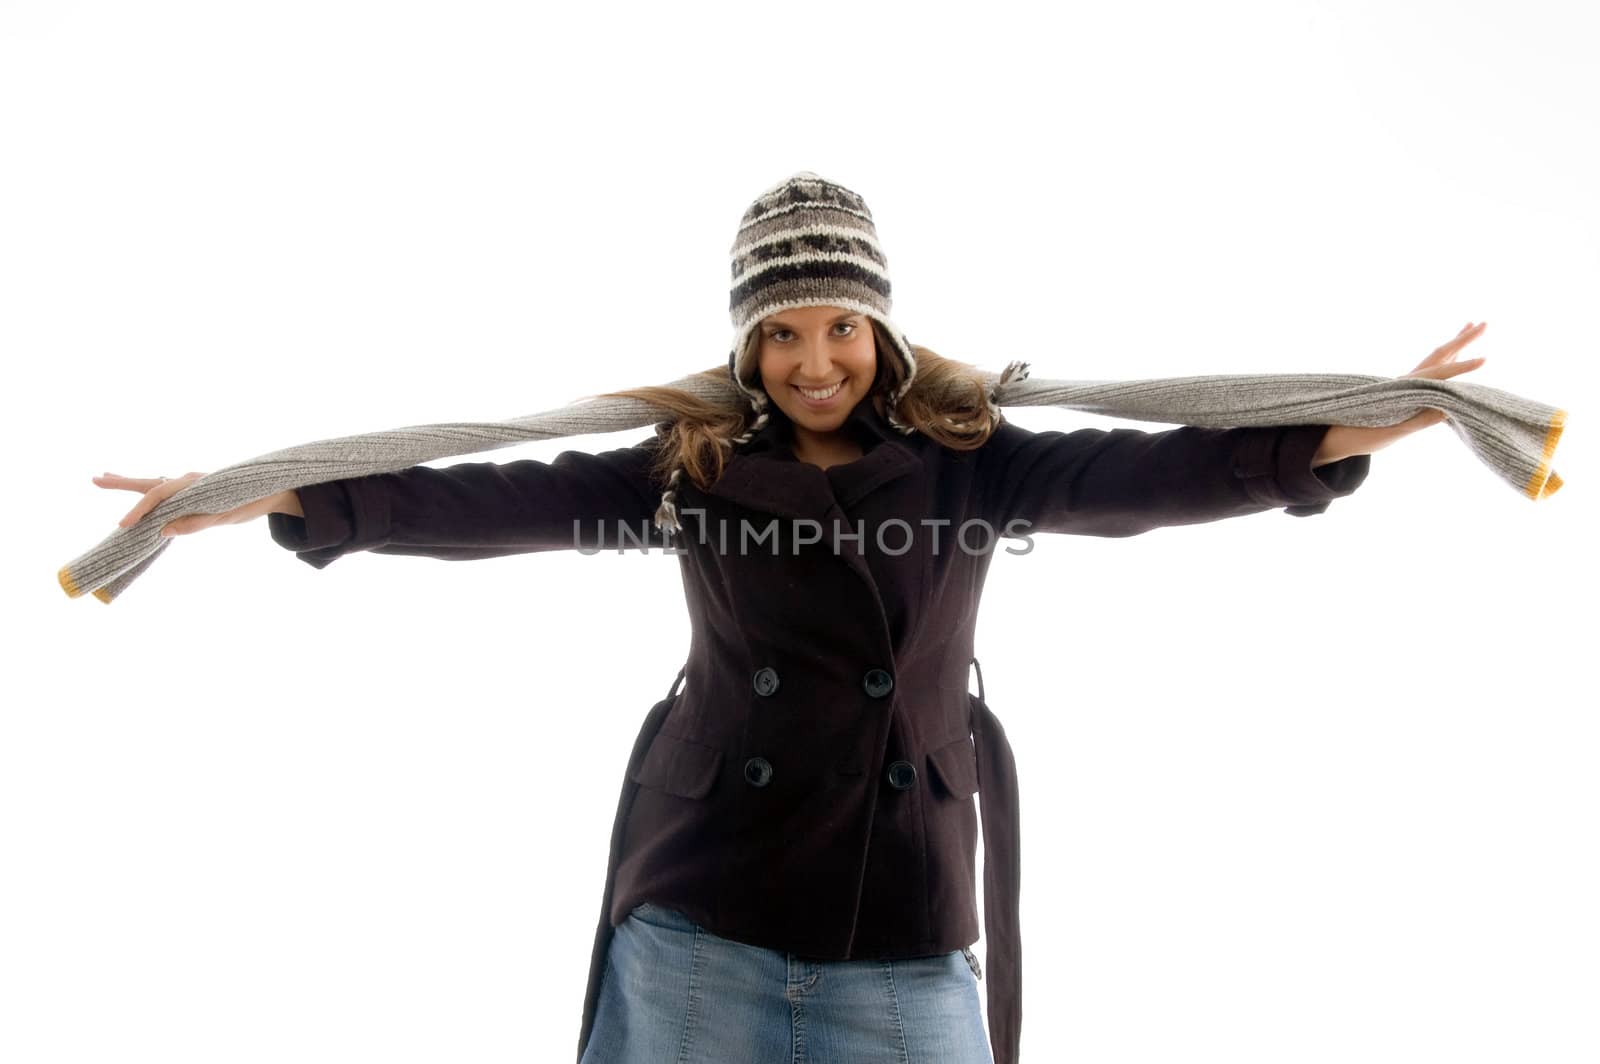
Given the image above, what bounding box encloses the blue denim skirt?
[580,902,994,1063]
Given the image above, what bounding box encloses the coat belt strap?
[971,661,1022,1064]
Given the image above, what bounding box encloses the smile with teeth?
[796,380,845,401]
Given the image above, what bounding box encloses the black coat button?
[752,667,780,697]
[863,668,894,698]
[744,757,773,787]
[886,760,917,790]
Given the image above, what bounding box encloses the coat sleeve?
[266,433,669,569]
[974,420,1371,538]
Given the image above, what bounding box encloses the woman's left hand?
[1313,321,1489,466]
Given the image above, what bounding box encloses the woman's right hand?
[92,472,303,537]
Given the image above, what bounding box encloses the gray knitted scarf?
[59,359,1566,605]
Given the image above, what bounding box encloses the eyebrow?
[763,311,863,329]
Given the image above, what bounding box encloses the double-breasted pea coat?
[269,390,1371,1063]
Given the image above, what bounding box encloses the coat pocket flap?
[926,734,980,798]
[629,731,723,800]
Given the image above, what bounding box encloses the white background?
[5,1,1595,1061]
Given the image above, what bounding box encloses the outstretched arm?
[268,434,667,568]
[976,418,1371,539]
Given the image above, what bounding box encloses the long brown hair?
[598,320,1002,494]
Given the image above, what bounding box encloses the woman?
[95,172,1484,1063]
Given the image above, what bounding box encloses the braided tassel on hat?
[989,360,1031,424]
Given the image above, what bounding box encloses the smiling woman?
[564,171,1380,1064]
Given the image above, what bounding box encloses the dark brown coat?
[269,393,1370,1063]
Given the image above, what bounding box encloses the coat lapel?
[704,392,923,522]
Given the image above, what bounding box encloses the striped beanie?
[654,171,921,534]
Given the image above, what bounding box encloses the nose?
[795,340,836,381]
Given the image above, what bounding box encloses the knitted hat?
[654,172,921,535]
[725,171,920,435]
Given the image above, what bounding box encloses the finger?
[113,483,158,524]
[1414,350,1456,373]
[119,491,156,526]
[1445,335,1486,365]
[1419,323,1485,369]
[118,477,184,528]
[1449,323,1487,352]
[1420,340,1464,368]
[95,474,165,490]
[1410,356,1485,380]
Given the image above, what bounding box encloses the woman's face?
[755,305,879,437]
